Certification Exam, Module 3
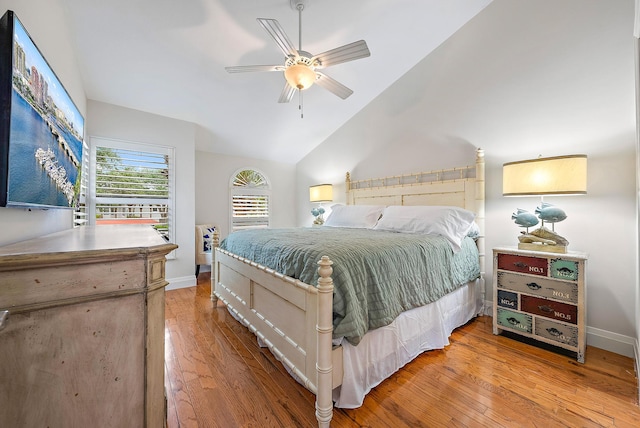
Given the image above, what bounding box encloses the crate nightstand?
[492,246,587,363]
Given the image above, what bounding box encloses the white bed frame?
[212,148,485,427]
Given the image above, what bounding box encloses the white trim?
[166,275,197,291]
[634,339,640,398]
[228,167,272,188]
[228,167,272,232]
[483,300,493,316]
[635,0,640,38]
[586,326,636,358]
[635,22,640,400]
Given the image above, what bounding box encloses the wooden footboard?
[212,248,339,427]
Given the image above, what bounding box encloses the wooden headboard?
[345,148,486,294]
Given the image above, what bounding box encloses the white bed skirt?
[333,279,484,408]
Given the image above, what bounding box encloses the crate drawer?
[497,290,518,310]
[496,308,532,333]
[535,318,578,347]
[497,272,578,303]
[550,259,580,281]
[497,253,547,276]
[521,295,577,324]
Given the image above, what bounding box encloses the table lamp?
[309,184,333,225]
[503,154,587,253]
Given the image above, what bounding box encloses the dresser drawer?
[497,253,547,276]
[535,318,578,347]
[496,308,532,333]
[497,271,578,304]
[550,259,580,281]
[521,295,577,325]
[497,290,518,310]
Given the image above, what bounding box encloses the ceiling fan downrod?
[290,0,308,52]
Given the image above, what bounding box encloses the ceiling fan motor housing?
[286,51,317,68]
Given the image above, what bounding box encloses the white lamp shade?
[503,155,587,196]
[285,64,316,90]
[309,184,333,202]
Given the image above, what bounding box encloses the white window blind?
[73,141,89,227]
[92,141,174,242]
[230,169,270,231]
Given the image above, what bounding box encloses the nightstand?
[492,246,587,363]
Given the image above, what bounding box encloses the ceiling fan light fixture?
[284,63,316,90]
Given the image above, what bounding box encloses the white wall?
[297,0,637,356]
[634,0,640,389]
[195,125,297,241]
[0,0,87,246]
[87,100,196,286]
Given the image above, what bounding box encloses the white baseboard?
[634,338,639,400]
[166,275,197,291]
[484,300,636,358]
[586,326,635,358]
[483,300,493,316]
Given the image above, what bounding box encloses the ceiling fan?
[225,0,370,117]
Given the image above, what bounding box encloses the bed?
[211,148,485,427]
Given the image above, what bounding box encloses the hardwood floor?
[165,273,639,427]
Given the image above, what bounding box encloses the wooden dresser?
[0,225,177,427]
[492,246,587,363]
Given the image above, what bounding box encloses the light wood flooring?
[165,273,639,427]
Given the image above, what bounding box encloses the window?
[89,138,174,243]
[73,141,90,227]
[230,169,270,231]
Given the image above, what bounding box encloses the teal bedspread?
[220,227,480,345]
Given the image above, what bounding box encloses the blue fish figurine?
[511,209,539,228]
[535,202,567,223]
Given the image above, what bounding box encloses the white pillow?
[373,205,476,252]
[466,221,481,239]
[323,204,385,229]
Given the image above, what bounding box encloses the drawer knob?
[506,317,520,326]
[546,327,563,337]
[538,305,554,313]
[0,310,8,332]
[526,282,542,290]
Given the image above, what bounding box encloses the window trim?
[229,167,271,232]
[88,136,175,255]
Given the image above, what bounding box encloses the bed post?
[211,230,220,304]
[475,148,486,311]
[345,172,352,205]
[316,256,334,428]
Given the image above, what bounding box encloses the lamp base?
[517,226,569,253]
[518,242,567,254]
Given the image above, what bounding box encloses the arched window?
[230,168,270,232]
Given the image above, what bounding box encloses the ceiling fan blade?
[315,72,353,100]
[278,83,296,103]
[312,40,370,69]
[257,18,298,58]
[225,65,284,73]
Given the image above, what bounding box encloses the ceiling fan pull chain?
[299,90,304,119]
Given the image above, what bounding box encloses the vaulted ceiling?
[61,0,492,163]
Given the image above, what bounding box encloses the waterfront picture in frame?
[0,9,84,209]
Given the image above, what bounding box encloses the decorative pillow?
[323,204,385,229]
[203,226,216,252]
[373,205,476,252]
